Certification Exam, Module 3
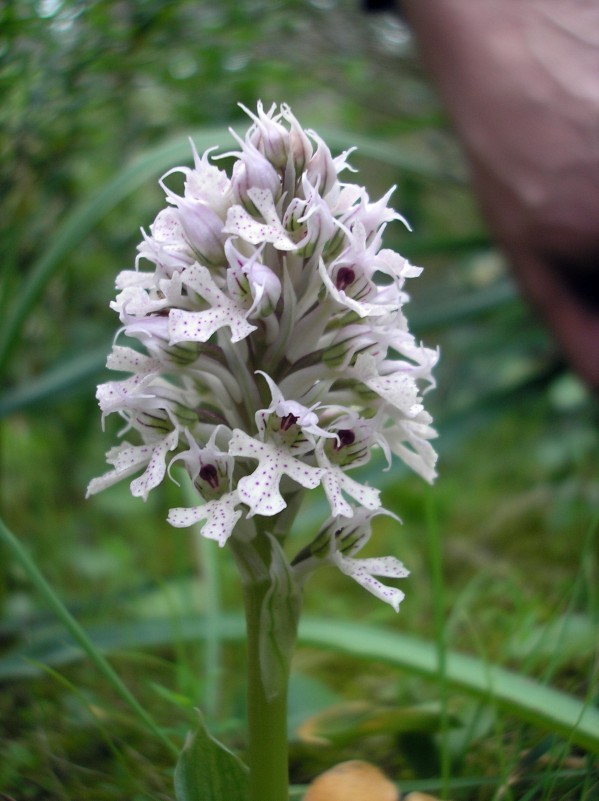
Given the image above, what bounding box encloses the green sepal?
[174,710,249,801]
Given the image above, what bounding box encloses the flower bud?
[243,101,290,169]
[186,144,233,216]
[231,142,282,212]
[175,198,226,266]
[246,261,282,317]
[282,104,313,173]
[137,208,195,276]
[305,132,339,198]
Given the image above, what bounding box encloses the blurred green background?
[1,1,597,799]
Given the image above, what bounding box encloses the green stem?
[243,572,291,801]
[230,531,301,801]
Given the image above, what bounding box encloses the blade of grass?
[1,609,597,754]
[0,616,247,682]
[426,489,450,797]
[0,515,178,757]
[290,768,592,800]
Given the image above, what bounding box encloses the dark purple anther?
[335,267,355,291]
[280,413,299,431]
[334,429,356,450]
[199,464,219,489]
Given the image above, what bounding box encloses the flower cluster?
[87,102,438,611]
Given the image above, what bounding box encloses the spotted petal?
[331,551,409,612]
[224,187,296,250]
[87,429,179,501]
[167,490,242,546]
[318,258,397,318]
[229,429,324,517]
[319,461,381,518]
[130,429,180,500]
[354,353,422,417]
[105,346,158,374]
[169,262,256,344]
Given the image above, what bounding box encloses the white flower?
[88,102,439,610]
[332,550,408,612]
[283,174,338,257]
[315,440,381,518]
[167,491,243,546]
[136,208,196,276]
[352,352,424,418]
[293,509,408,612]
[169,427,234,496]
[229,429,324,517]
[169,262,257,344]
[174,142,233,216]
[86,429,179,501]
[224,187,296,250]
[382,413,438,484]
[165,429,244,545]
[229,139,283,211]
[318,222,401,318]
[254,371,334,442]
[224,239,281,319]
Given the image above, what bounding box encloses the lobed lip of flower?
[88,101,439,610]
[292,508,408,612]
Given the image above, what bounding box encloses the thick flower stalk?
[87,102,438,801]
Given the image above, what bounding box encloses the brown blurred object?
[403,0,599,390]
[404,794,445,801]
[302,759,399,801]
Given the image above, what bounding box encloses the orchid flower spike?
[87,102,438,610]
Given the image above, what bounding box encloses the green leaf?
[174,711,249,801]
[297,618,599,755]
